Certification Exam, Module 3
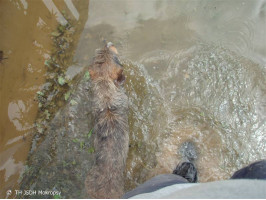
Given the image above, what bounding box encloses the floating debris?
[34,15,78,138]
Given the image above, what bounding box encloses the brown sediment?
[85,43,129,198]
[0,1,90,197]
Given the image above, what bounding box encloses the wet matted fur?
[85,43,129,198]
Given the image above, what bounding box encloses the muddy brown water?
[1,0,266,198]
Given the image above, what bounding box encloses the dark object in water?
[173,162,198,183]
[173,141,198,182]
[85,43,129,198]
[0,50,7,63]
[0,50,3,60]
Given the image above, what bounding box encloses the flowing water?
[1,0,266,198]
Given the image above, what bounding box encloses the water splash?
[123,44,266,190]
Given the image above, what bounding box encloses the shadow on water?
[1,0,266,198]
